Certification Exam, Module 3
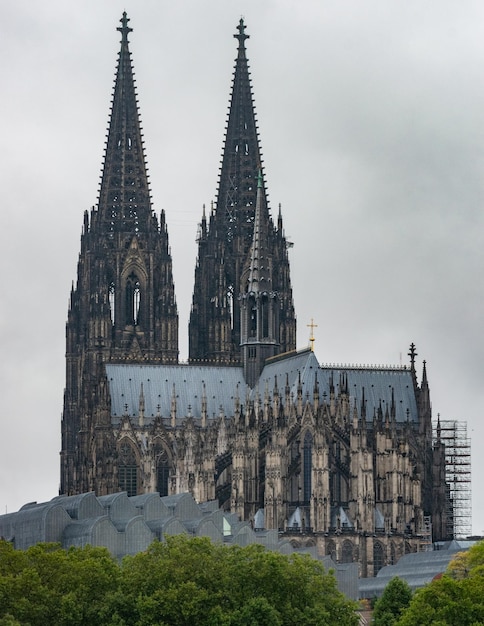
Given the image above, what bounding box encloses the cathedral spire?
[189,20,296,366]
[235,17,249,53]
[216,17,263,242]
[97,12,152,234]
[246,172,272,293]
[61,14,178,497]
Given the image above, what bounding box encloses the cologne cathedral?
[61,13,449,576]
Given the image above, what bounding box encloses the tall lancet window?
[303,431,313,505]
[118,440,138,497]
[154,442,170,497]
[373,541,385,574]
[109,282,116,325]
[126,273,141,325]
[261,294,269,338]
[249,295,257,337]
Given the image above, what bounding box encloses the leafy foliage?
[395,541,484,626]
[371,577,412,625]
[0,541,120,625]
[0,537,358,626]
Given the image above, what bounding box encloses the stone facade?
[60,13,450,577]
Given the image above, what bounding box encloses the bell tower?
[189,19,296,367]
[61,13,178,496]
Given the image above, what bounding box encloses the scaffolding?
[437,420,472,539]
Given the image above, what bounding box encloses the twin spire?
[96,14,296,369]
[97,12,151,235]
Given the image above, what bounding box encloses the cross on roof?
[307,318,318,352]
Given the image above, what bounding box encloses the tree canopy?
[0,537,358,626]
[371,576,412,625]
[0,540,120,625]
[395,541,484,626]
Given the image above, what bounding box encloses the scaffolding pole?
[436,420,472,539]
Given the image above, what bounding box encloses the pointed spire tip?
[117,12,133,42]
[234,17,249,49]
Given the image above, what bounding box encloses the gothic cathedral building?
[61,14,449,576]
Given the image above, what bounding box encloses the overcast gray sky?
[1,1,483,535]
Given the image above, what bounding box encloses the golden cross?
[307,318,318,351]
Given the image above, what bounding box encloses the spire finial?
[234,18,249,50]
[117,12,133,42]
[307,318,318,351]
[408,342,417,368]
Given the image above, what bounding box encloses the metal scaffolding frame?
[437,420,472,539]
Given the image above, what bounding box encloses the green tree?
[0,541,120,626]
[395,541,484,626]
[371,577,412,625]
[108,535,359,626]
[0,536,359,625]
[395,575,484,626]
[447,541,484,580]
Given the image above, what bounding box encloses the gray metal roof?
[0,491,357,598]
[261,349,419,422]
[106,363,245,422]
[106,350,418,423]
[359,542,477,598]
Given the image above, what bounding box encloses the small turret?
[240,172,280,386]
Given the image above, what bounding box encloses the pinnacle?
[117,12,133,42]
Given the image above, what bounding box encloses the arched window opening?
[303,431,313,505]
[342,540,354,563]
[249,296,257,337]
[227,287,234,332]
[118,441,138,497]
[373,541,385,574]
[261,294,269,338]
[125,273,141,326]
[390,542,396,565]
[109,282,115,325]
[326,540,337,562]
[155,444,170,497]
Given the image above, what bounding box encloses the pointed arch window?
[249,295,257,337]
[261,294,269,338]
[109,282,116,325]
[125,273,141,325]
[118,440,138,497]
[154,443,170,497]
[326,540,337,562]
[390,542,396,565]
[303,431,313,505]
[342,540,354,563]
[373,541,385,574]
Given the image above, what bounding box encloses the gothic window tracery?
[118,440,138,497]
[373,541,385,574]
[154,442,171,497]
[341,540,354,563]
[303,431,312,505]
[326,539,337,562]
[109,282,116,325]
[390,542,396,565]
[125,272,141,325]
[261,294,269,338]
[249,296,257,337]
